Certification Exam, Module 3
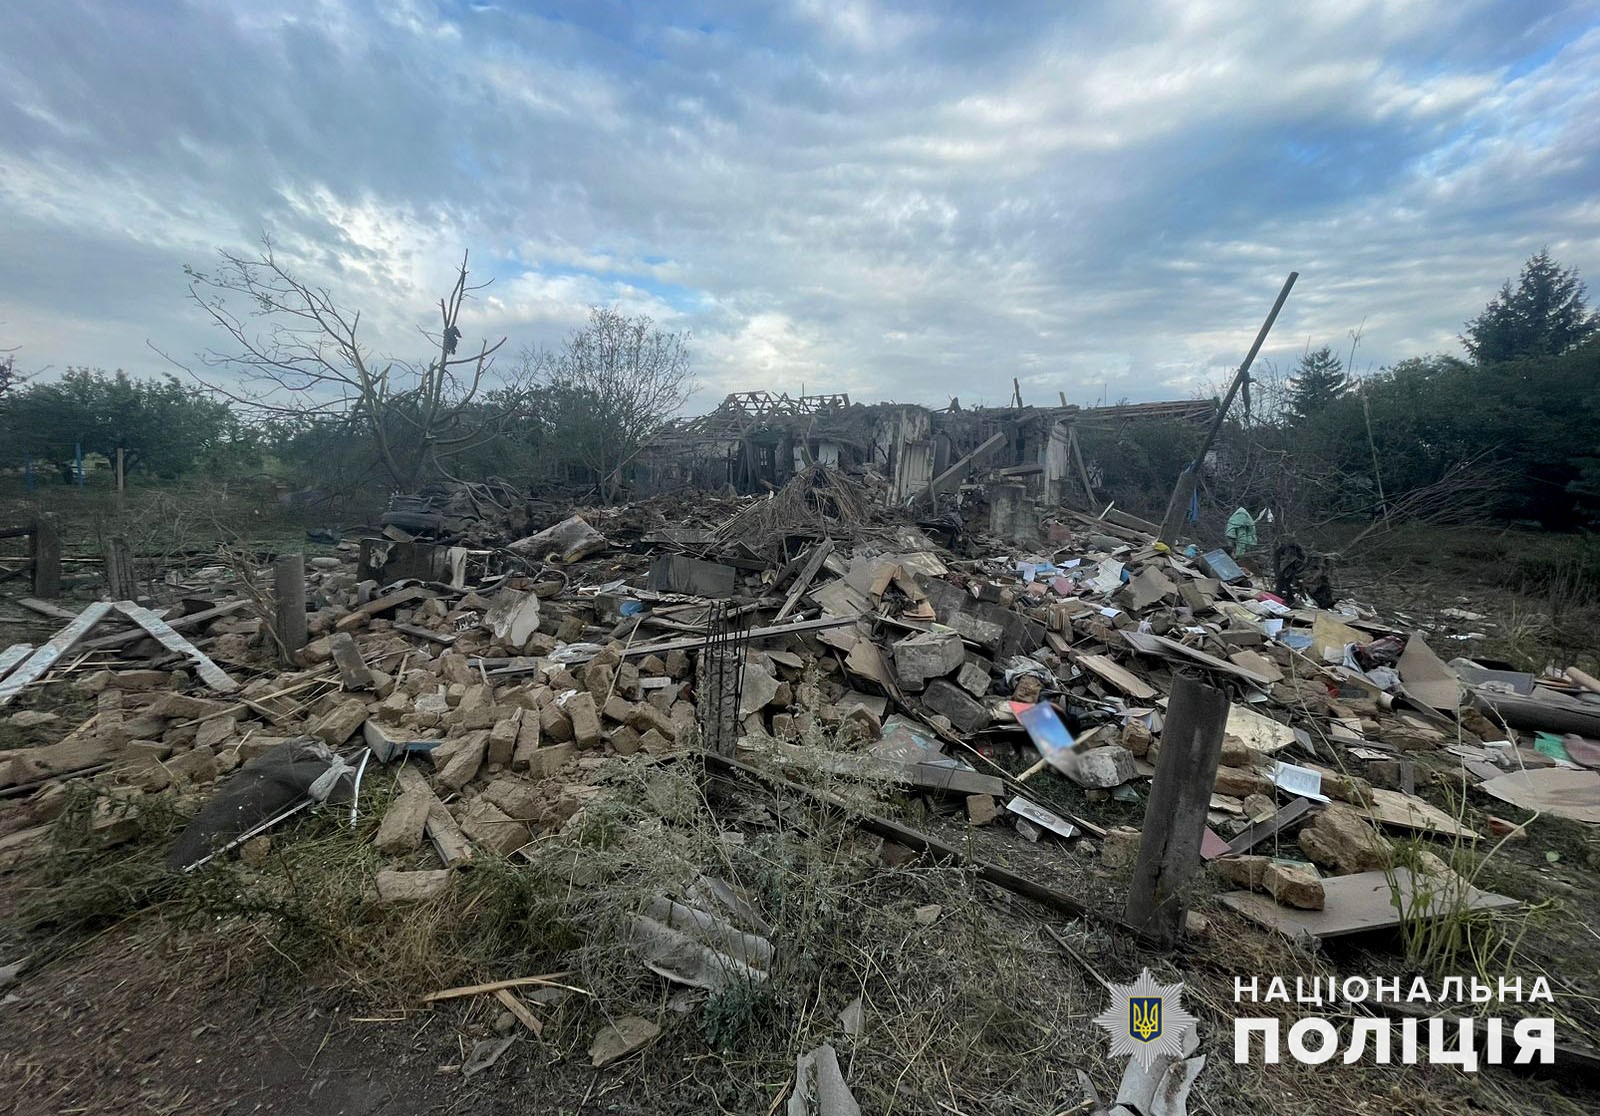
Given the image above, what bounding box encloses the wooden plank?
[493,988,545,1036]
[701,750,1146,940]
[393,623,457,646]
[478,614,856,674]
[1125,676,1230,946]
[419,973,584,1004]
[335,585,432,632]
[915,430,1007,504]
[328,631,375,691]
[1073,651,1157,700]
[113,601,239,693]
[0,602,115,707]
[773,539,834,623]
[17,598,78,622]
[79,599,249,652]
[1225,796,1314,855]
[1121,629,1275,687]
[0,644,34,682]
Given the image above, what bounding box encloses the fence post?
[1125,674,1229,946]
[273,553,308,662]
[31,514,62,598]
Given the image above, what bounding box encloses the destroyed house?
[637,391,1217,507]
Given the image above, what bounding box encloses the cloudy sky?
[3,1,1598,412]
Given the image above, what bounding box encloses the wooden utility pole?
[1125,675,1229,946]
[1158,272,1298,544]
[273,553,308,661]
[30,514,61,598]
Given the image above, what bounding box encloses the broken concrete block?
[374,786,433,854]
[602,695,635,724]
[664,650,691,679]
[165,746,218,784]
[487,713,521,767]
[540,702,574,743]
[145,693,232,721]
[739,662,781,716]
[567,692,603,748]
[1063,745,1136,789]
[920,679,989,734]
[435,731,488,791]
[626,703,676,741]
[892,630,965,692]
[194,714,236,751]
[460,798,531,854]
[486,589,542,651]
[589,1015,661,1068]
[1213,765,1274,799]
[637,728,674,755]
[955,660,991,698]
[524,742,577,779]
[610,725,643,756]
[375,868,453,904]
[481,778,545,821]
[1118,566,1178,611]
[1100,826,1142,870]
[1298,803,1391,874]
[312,699,368,747]
[458,684,498,730]
[1265,862,1324,910]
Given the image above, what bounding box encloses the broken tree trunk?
[1125,675,1229,946]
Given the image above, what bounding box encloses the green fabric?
[1225,507,1258,552]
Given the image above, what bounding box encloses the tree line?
[2,246,1596,531]
[0,244,694,505]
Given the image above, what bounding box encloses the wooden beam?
[0,601,115,707]
[773,539,833,623]
[114,601,239,693]
[915,431,1007,505]
[478,614,857,674]
[701,750,1147,940]
[17,598,77,622]
[1125,675,1229,946]
[30,514,60,598]
[79,599,248,652]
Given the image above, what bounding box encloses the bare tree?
[534,306,694,500]
[179,239,515,491]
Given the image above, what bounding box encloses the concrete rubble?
[1,453,1591,1094]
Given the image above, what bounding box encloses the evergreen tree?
[1284,345,1348,425]
[1463,249,1599,363]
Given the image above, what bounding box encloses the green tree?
[1462,249,1600,364]
[527,307,694,500]
[1284,345,1349,425]
[0,368,248,479]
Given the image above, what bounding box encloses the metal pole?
[1158,272,1298,544]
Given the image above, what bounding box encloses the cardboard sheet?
[1222,868,1517,941]
[1478,767,1600,824]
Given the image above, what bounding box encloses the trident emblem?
[1130,997,1162,1043]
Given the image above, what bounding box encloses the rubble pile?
[4,467,1598,988]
